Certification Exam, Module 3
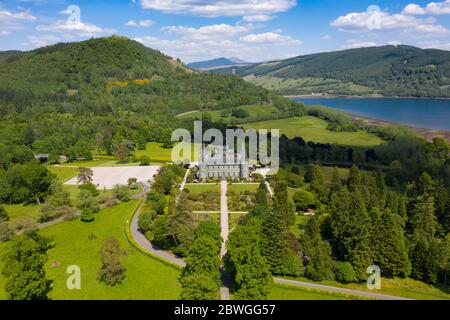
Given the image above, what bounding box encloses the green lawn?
[136,142,201,163]
[228,183,259,194]
[48,166,79,182]
[3,204,41,224]
[242,116,384,147]
[177,104,280,122]
[289,214,311,239]
[184,183,221,194]
[0,200,181,300]
[267,284,365,300]
[229,212,248,230]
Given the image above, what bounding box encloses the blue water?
[292,97,450,131]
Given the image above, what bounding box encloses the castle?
[198,145,249,180]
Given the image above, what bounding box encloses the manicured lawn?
[241,116,384,147]
[185,183,221,194]
[3,204,41,224]
[48,166,79,182]
[267,284,364,300]
[229,212,248,230]
[0,201,181,300]
[228,183,259,194]
[177,104,280,122]
[136,142,201,163]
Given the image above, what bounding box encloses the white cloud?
[139,0,296,17]
[331,6,448,36]
[0,30,11,36]
[340,40,378,49]
[321,34,332,40]
[418,40,450,50]
[403,1,450,15]
[36,21,112,37]
[0,10,36,22]
[402,4,427,15]
[162,23,252,41]
[23,34,60,48]
[240,32,301,44]
[125,19,155,27]
[242,15,276,22]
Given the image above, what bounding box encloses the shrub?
[79,182,99,197]
[139,156,151,166]
[113,185,131,202]
[0,222,13,242]
[80,208,95,223]
[335,262,358,284]
[138,211,154,233]
[292,189,316,212]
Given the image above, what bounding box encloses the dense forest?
[213,45,450,98]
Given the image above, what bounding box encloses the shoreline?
[286,94,450,100]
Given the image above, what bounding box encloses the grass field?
[228,183,259,194]
[136,142,201,163]
[49,166,79,182]
[242,116,384,147]
[0,200,181,300]
[267,284,365,300]
[184,183,220,194]
[177,104,280,122]
[3,204,41,225]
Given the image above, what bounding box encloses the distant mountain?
[211,45,450,98]
[187,57,253,70]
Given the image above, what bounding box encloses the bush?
[77,189,100,212]
[335,262,358,284]
[291,166,300,174]
[79,182,99,197]
[113,185,131,202]
[80,208,95,223]
[0,222,13,242]
[292,189,316,212]
[139,156,151,166]
[138,211,154,233]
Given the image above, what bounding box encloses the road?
[220,180,231,300]
[274,278,412,300]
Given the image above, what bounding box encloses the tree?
[180,274,220,300]
[263,181,301,276]
[77,167,93,185]
[194,221,222,249]
[335,262,358,283]
[329,167,342,194]
[166,195,196,256]
[180,235,221,300]
[0,205,9,222]
[112,184,130,202]
[2,233,51,300]
[255,181,269,207]
[347,165,361,192]
[301,216,335,281]
[309,165,326,202]
[139,155,151,166]
[374,209,411,277]
[113,140,131,163]
[292,189,316,212]
[227,223,272,300]
[98,237,127,286]
[138,211,154,233]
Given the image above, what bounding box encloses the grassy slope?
[177,104,280,122]
[0,201,181,300]
[242,116,384,147]
[268,284,366,300]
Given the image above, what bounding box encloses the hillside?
[0,36,272,117]
[187,57,252,70]
[212,45,450,98]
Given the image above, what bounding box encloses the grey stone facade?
[198,145,249,180]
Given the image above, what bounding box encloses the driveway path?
[274,278,411,300]
[220,180,231,300]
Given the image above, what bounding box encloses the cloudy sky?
[0,0,449,63]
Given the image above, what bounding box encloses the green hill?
[213,45,450,98]
[0,36,272,117]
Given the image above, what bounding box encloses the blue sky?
[0,0,449,62]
